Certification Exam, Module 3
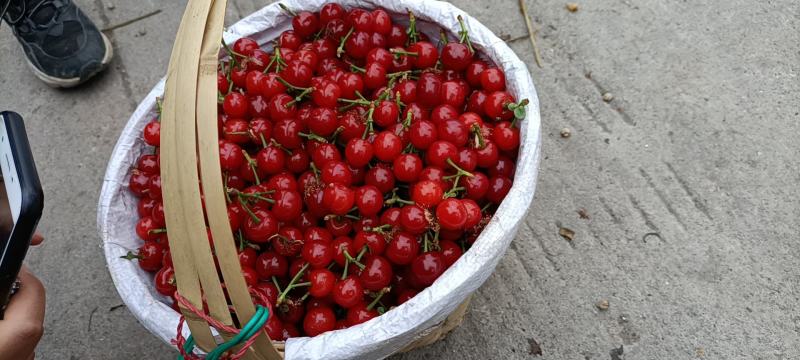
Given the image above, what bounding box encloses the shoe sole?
[25,32,114,88]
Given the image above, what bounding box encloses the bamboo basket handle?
[196,0,282,358]
[163,0,239,353]
[161,0,217,350]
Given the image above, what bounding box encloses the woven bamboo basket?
[160,0,478,358]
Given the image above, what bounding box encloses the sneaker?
[1,0,113,87]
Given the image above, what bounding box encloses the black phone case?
[0,111,44,319]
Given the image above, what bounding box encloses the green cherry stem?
[337,27,355,58]
[444,158,475,178]
[457,15,474,53]
[277,263,309,305]
[278,3,297,17]
[406,10,419,45]
[367,287,391,311]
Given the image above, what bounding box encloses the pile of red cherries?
[126,2,525,339]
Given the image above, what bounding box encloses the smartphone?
[0,111,43,319]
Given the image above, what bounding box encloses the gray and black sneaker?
[1,0,113,87]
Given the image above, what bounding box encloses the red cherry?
[143,121,161,147]
[411,180,445,208]
[345,138,374,168]
[333,276,364,308]
[319,2,345,24]
[135,216,160,242]
[425,141,458,168]
[400,205,429,234]
[417,72,442,108]
[353,231,386,256]
[467,90,488,115]
[372,131,402,162]
[355,185,383,217]
[302,241,334,269]
[484,90,516,120]
[272,190,303,222]
[255,146,285,175]
[408,41,438,69]
[463,172,490,200]
[359,255,393,291]
[321,161,353,186]
[370,9,392,34]
[437,119,469,147]
[346,303,378,326]
[305,227,333,244]
[392,154,423,183]
[480,68,506,92]
[393,79,417,104]
[308,269,336,298]
[490,156,516,178]
[136,242,164,272]
[436,198,467,230]
[466,60,488,87]
[492,121,520,151]
[338,72,365,99]
[386,231,420,266]
[292,11,319,39]
[345,31,371,59]
[273,119,303,149]
[347,9,372,32]
[311,81,342,108]
[279,30,302,50]
[373,101,399,128]
[439,80,468,108]
[256,251,288,279]
[223,92,249,118]
[364,62,387,90]
[441,42,473,71]
[410,251,446,286]
[322,183,355,215]
[475,141,500,168]
[233,37,259,56]
[137,197,156,217]
[387,24,408,47]
[154,266,177,297]
[286,151,310,174]
[243,209,279,243]
[365,164,396,193]
[487,176,512,204]
[366,47,393,68]
[303,306,336,337]
[147,175,162,200]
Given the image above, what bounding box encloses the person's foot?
[1,0,113,88]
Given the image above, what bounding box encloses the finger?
[4,266,46,324]
[30,232,44,246]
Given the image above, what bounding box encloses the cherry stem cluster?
[265,46,287,73]
[367,287,391,311]
[241,151,261,184]
[443,158,474,198]
[277,263,310,306]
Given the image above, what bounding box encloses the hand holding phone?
[0,112,44,319]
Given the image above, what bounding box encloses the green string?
[178,305,270,360]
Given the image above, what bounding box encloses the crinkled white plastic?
[97,0,541,359]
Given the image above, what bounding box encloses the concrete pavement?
[0,0,797,359]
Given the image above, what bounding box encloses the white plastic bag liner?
[98,0,541,359]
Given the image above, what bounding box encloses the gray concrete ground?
[0,0,798,359]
